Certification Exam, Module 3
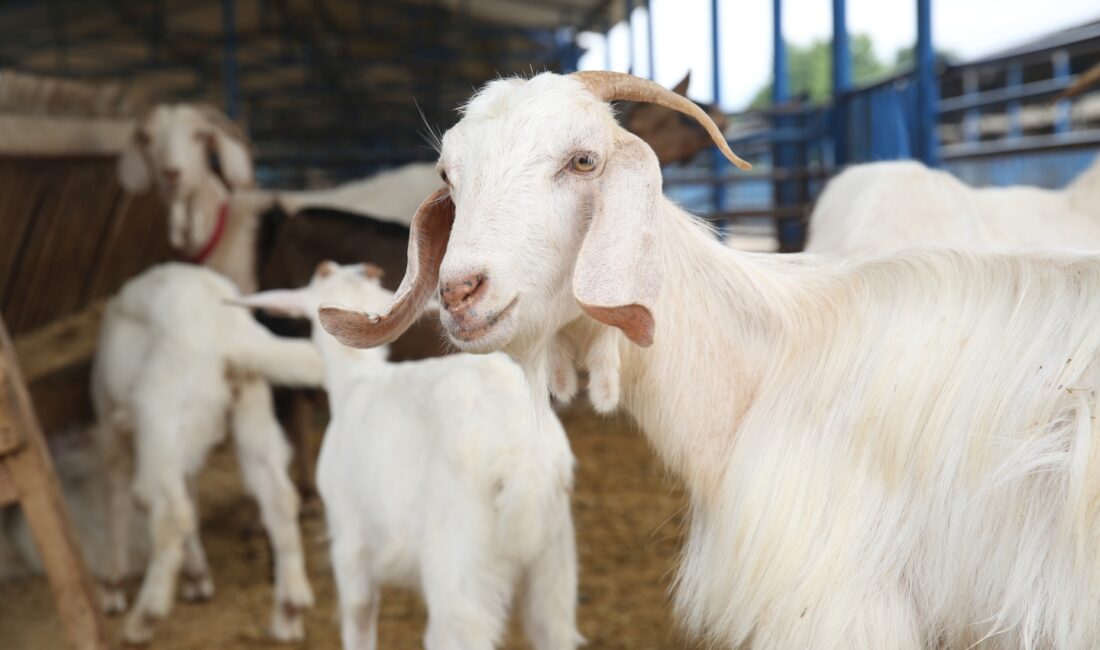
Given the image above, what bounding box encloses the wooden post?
[0,315,108,650]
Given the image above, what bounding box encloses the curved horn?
[1054,62,1100,103]
[571,70,752,171]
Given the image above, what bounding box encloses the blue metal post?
[222,0,240,119]
[773,0,788,105]
[915,0,938,166]
[1053,50,1071,135]
[556,26,578,74]
[774,0,801,251]
[646,0,656,80]
[710,0,726,221]
[831,0,851,166]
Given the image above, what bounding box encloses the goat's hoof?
[281,573,315,610]
[270,598,310,642]
[180,573,215,602]
[121,610,158,645]
[100,586,128,615]
[269,612,305,642]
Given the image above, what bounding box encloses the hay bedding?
[0,403,695,649]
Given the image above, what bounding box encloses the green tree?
[749,34,888,109]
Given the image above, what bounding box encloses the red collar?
[186,201,230,264]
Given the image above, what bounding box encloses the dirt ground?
[0,401,698,649]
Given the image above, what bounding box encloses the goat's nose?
[163,168,180,182]
[440,272,488,313]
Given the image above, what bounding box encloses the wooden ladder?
[0,314,108,650]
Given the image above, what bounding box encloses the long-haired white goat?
[93,263,321,643]
[318,71,1100,649]
[235,261,580,650]
[806,63,1100,255]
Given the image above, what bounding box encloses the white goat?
[116,103,440,293]
[319,71,1100,649]
[235,261,580,650]
[806,62,1100,256]
[804,156,1100,255]
[92,263,322,643]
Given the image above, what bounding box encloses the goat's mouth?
[445,295,519,345]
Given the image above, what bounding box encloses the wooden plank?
[0,316,108,650]
[0,366,22,455]
[0,463,19,506]
[0,161,41,310]
[0,156,171,341]
[12,300,105,384]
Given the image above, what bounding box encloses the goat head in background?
[621,72,730,167]
[116,104,254,251]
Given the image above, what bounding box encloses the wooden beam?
[0,315,108,650]
[12,300,106,384]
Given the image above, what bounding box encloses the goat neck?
[613,198,814,498]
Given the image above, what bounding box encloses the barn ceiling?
[0,0,629,186]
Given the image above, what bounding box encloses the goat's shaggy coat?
[320,72,1100,649]
[238,263,580,650]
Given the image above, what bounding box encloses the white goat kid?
[93,263,321,643]
[319,71,1100,649]
[236,262,580,650]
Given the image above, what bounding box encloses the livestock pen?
[5,1,1100,649]
[0,3,702,648]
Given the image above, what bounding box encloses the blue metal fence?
[678,3,1100,252]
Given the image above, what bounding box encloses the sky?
[577,0,1100,109]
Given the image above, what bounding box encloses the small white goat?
[235,261,580,650]
[319,71,1100,648]
[92,263,322,643]
[116,103,440,292]
[804,156,1100,255]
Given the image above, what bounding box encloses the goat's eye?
[570,153,598,173]
[439,169,449,184]
[194,130,213,144]
[135,130,150,146]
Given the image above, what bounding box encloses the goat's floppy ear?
[573,134,660,348]
[320,188,453,348]
[228,289,311,319]
[117,139,151,193]
[210,129,253,188]
[195,104,255,188]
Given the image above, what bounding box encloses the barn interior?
[1,1,1099,649]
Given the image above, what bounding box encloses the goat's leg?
[97,421,133,615]
[520,503,582,650]
[179,477,214,602]
[422,522,515,650]
[122,476,194,644]
[330,532,380,650]
[231,379,313,642]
